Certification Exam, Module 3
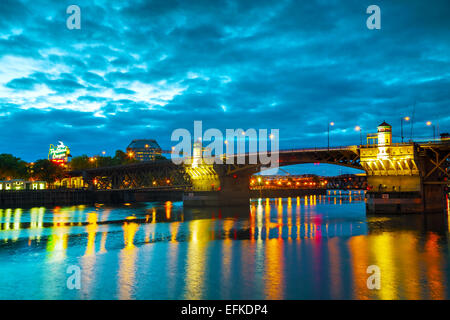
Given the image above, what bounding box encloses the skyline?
[0,0,449,169]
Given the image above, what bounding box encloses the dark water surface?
[0,191,449,300]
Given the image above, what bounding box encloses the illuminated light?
[145,144,149,148]
[269,134,275,140]
[404,116,410,121]
[166,179,171,184]
[241,131,245,135]
[426,121,432,126]
[224,140,228,145]
[128,151,134,158]
[330,122,335,126]
[102,151,106,155]
[257,177,262,183]
[355,125,361,131]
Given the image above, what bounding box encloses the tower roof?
[378,121,391,127]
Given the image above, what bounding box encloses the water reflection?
[0,192,449,300]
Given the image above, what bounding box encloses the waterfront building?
[0,180,47,191]
[126,139,162,162]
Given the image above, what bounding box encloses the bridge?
[68,122,449,214]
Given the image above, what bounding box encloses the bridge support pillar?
[183,172,251,207]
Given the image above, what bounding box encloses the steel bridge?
[68,146,363,190]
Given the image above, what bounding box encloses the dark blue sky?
[0,0,449,174]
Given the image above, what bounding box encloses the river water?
[0,191,449,300]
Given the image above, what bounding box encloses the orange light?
[166,179,170,184]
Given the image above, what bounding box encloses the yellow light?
[224,140,228,144]
[257,177,262,183]
[404,117,410,121]
[426,121,432,126]
[269,134,274,140]
[355,126,361,131]
[330,122,335,126]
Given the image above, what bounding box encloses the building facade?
[126,139,162,162]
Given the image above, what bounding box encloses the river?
[0,191,449,299]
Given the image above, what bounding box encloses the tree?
[32,159,65,183]
[0,154,28,180]
[70,155,92,170]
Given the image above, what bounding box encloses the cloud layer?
[0,0,449,175]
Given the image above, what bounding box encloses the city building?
[0,180,47,191]
[126,139,162,162]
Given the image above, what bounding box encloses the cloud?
[0,0,448,170]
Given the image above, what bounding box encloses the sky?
[0,0,449,175]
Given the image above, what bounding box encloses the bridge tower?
[183,142,257,206]
[361,121,449,214]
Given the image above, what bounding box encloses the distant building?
[126,139,162,162]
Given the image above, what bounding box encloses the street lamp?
[401,116,410,143]
[426,121,435,141]
[355,126,362,145]
[328,122,334,150]
[257,176,262,198]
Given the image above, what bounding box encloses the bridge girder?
[70,160,191,190]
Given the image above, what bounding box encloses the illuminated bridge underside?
[360,145,419,176]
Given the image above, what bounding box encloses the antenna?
[410,101,416,142]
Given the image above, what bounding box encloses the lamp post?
[257,176,262,198]
[328,122,334,150]
[426,121,435,141]
[401,116,410,143]
[355,126,362,146]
